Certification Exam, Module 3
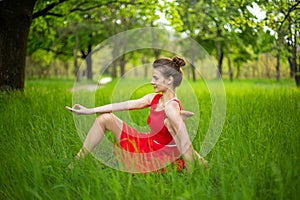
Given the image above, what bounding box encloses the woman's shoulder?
[144,93,160,100]
[140,93,161,105]
[164,99,182,113]
[164,101,181,119]
[148,93,162,105]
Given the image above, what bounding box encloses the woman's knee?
[96,113,114,125]
[96,113,122,140]
[96,113,122,130]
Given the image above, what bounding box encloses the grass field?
[0,78,299,199]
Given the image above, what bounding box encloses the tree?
[167,0,257,80]
[0,0,37,91]
[261,0,300,85]
[166,0,205,81]
[0,0,73,90]
[95,1,160,78]
[0,0,155,91]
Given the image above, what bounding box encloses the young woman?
[66,56,207,172]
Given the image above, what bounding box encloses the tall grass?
[0,79,299,199]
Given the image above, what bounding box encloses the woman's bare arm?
[66,93,156,115]
[164,101,207,169]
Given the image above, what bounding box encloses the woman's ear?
[168,76,174,85]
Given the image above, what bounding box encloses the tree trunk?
[216,40,224,78]
[111,62,117,78]
[236,64,240,79]
[191,64,196,82]
[86,44,92,80]
[186,62,190,80]
[120,55,126,78]
[73,31,80,82]
[153,49,160,60]
[288,57,294,78]
[228,61,233,81]
[275,50,280,82]
[292,35,299,86]
[296,69,300,87]
[64,62,69,79]
[111,37,120,78]
[298,56,300,87]
[0,0,36,91]
[190,40,196,82]
[225,36,233,82]
[216,27,223,78]
[142,56,148,78]
[54,60,58,77]
[287,16,299,87]
[119,31,130,78]
[265,54,271,78]
[81,44,93,81]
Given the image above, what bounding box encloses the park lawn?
[0,78,299,200]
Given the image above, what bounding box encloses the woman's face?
[150,68,169,93]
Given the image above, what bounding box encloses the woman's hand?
[180,110,194,121]
[65,104,94,115]
[193,150,208,168]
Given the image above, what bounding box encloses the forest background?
[0,0,299,89]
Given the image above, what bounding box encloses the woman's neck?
[161,89,176,105]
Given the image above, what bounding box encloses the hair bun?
[172,56,186,68]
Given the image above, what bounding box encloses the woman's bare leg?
[76,113,123,159]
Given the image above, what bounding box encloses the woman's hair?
[153,56,186,87]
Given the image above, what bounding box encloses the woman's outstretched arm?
[164,101,208,169]
[65,93,156,115]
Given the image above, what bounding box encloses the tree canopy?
[0,0,299,90]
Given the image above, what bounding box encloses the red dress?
[115,93,185,173]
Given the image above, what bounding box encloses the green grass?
[0,78,299,199]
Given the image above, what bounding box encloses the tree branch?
[45,12,64,17]
[279,1,300,30]
[32,0,68,19]
[33,0,143,19]
[69,0,143,13]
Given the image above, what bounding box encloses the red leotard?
[117,93,185,173]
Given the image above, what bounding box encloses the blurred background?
[1,0,299,90]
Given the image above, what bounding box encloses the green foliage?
[27,0,163,80]
[31,49,56,66]
[259,0,299,60]
[28,0,161,57]
[166,0,260,74]
[0,79,299,199]
[256,30,276,54]
[25,0,299,83]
